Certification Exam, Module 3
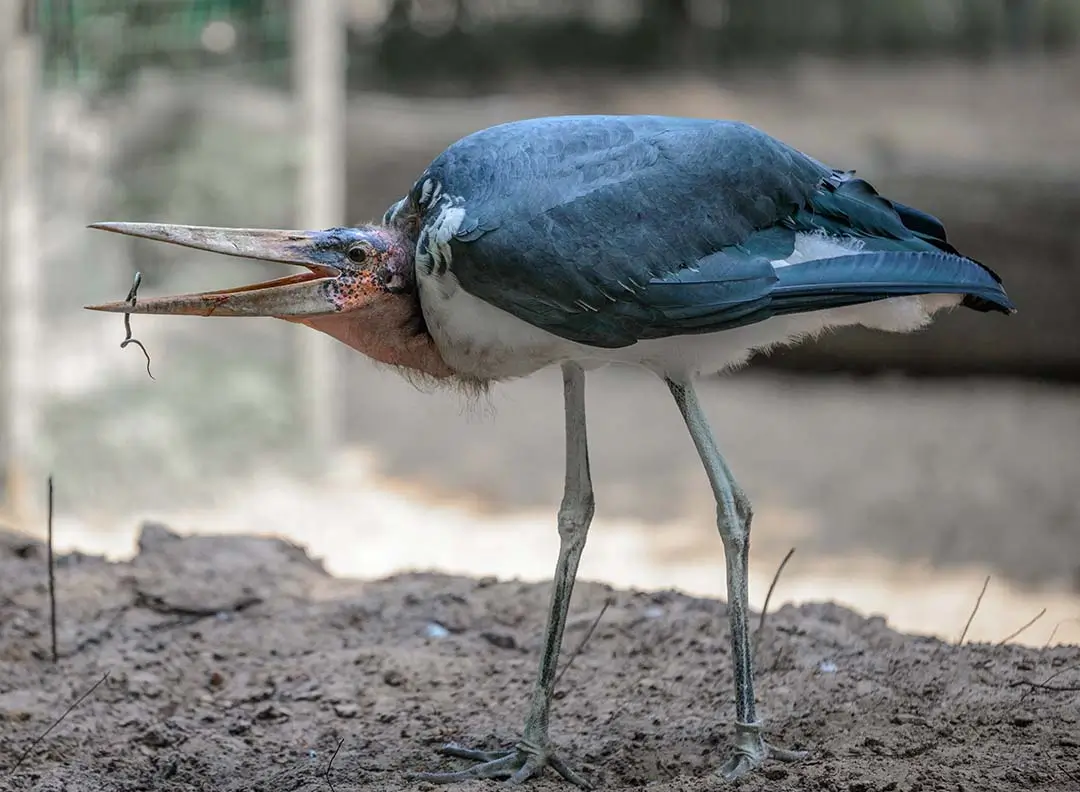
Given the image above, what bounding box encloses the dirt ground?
[2,524,1077,792]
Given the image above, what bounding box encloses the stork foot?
[410,739,591,789]
[718,721,808,782]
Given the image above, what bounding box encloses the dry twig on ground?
[7,671,111,778]
[46,476,57,664]
[755,547,796,662]
[997,607,1047,646]
[555,596,614,690]
[959,575,991,645]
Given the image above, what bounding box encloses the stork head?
[86,222,454,378]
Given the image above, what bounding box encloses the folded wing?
[389,115,1012,348]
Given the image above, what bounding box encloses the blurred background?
[1,0,1078,645]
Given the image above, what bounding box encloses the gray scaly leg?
[666,378,807,781]
[413,362,595,788]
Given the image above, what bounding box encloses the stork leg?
[666,378,807,781]
[413,362,595,789]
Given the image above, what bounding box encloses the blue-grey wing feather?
[386,115,1011,348]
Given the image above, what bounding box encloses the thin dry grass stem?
[1010,678,1080,693]
[755,547,796,659]
[1044,618,1079,649]
[7,671,111,778]
[1010,661,1080,693]
[996,608,1047,647]
[958,575,990,645]
[555,596,614,690]
[1038,661,1080,688]
[46,476,57,664]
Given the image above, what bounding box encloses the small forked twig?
[958,575,990,645]
[121,271,154,380]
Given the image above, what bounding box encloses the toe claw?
[769,744,809,763]
[719,754,754,782]
[439,743,515,763]
[549,754,594,789]
[509,755,542,786]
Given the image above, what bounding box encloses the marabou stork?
[87,116,1014,787]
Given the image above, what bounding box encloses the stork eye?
[346,244,370,263]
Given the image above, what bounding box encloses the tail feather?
[771,251,1015,316]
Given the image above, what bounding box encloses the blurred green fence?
[39,0,291,90]
[37,0,1080,96]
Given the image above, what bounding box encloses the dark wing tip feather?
[773,251,1015,315]
[887,200,1007,287]
[888,199,950,244]
[810,172,1008,289]
[963,293,1016,313]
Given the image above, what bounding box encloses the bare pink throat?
[296,297,454,379]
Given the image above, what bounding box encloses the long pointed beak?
[85,222,344,317]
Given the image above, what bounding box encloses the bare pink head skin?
[85,221,454,379]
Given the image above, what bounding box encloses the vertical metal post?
[292,0,346,467]
[0,0,43,525]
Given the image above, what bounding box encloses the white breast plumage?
[416,231,962,384]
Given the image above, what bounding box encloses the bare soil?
[2,524,1077,792]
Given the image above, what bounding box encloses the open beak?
[85,222,343,317]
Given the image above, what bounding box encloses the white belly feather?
[418,233,962,382]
